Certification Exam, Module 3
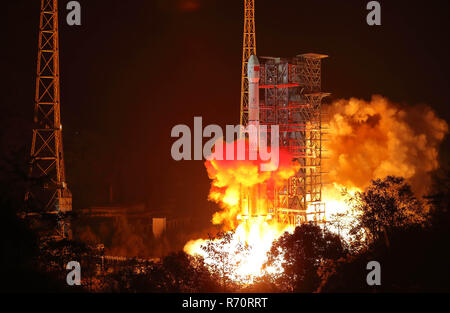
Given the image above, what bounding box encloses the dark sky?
[1,0,449,217]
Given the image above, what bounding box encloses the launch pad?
[238,1,328,229]
[241,53,328,228]
[259,54,328,227]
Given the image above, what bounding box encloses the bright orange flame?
[184,96,448,284]
[184,139,297,283]
[324,95,448,196]
[321,96,448,238]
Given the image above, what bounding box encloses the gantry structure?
[239,0,256,127]
[25,0,71,238]
[238,1,327,227]
[258,55,328,226]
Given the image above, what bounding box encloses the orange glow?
[184,96,448,284]
[320,96,448,241]
[178,0,200,12]
[184,139,297,283]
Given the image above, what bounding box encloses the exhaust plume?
[324,95,448,196]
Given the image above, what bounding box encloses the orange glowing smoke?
[323,95,448,227]
[184,139,298,283]
[206,139,298,229]
[184,95,448,283]
[178,0,200,12]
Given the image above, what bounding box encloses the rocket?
[245,55,263,218]
[247,55,260,159]
[248,55,260,127]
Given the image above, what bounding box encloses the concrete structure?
[152,217,167,239]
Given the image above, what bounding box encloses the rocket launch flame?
[322,95,448,236]
[184,95,448,285]
[184,139,297,283]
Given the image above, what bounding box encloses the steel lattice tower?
[239,0,256,127]
[258,55,328,227]
[25,0,72,218]
[236,1,327,227]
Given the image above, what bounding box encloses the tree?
[159,251,218,292]
[348,176,427,247]
[0,147,78,292]
[320,174,450,292]
[123,252,219,292]
[264,223,346,292]
[201,232,249,291]
[426,166,450,230]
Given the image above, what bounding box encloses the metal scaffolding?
[239,0,256,127]
[258,54,328,227]
[24,0,71,238]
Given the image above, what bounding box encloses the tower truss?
[240,0,256,126]
[25,0,72,219]
[258,54,328,227]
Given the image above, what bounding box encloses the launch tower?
[24,0,72,238]
[258,55,328,226]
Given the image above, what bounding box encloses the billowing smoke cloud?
[324,95,448,196]
[206,139,299,229]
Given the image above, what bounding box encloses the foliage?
[263,223,346,292]
[200,231,249,291]
[320,172,450,292]
[347,176,427,246]
[108,252,220,292]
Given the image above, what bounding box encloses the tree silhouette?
[320,172,450,292]
[111,252,220,292]
[264,223,346,292]
[348,176,427,247]
[201,231,249,291]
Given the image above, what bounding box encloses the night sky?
[1,0,449,219]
